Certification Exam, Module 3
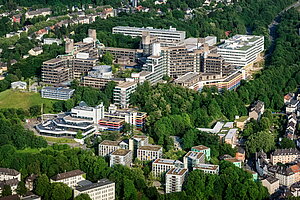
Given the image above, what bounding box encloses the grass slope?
[0,89,57,112]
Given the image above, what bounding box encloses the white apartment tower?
[165,168,188,194]
[113,81,137,108]
[137,145,163,161]
[99,140,121,157]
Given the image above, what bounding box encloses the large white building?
[0,168,21,181]
[152,158,183,177]
[137,145,163,161]
[113,81,137,108]
[165,168,188,194]
[41,87,75,100]
[129,135,149,156]
[71,101,105,124]
[50,170,86,188]
[74,179,115,200]
[110,149,132,167]
[112,26,186,46]
[217,35,264,67]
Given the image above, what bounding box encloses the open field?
[0,89,57,112]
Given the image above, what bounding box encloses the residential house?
[271,148,300,165]
[261,176,279,195]
[249,100,264,120]
[0,168,21,181]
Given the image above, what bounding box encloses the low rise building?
[0,168,21,181]
[249,100,265,121]
[50,170,86,188]
[235,147,246,162]
[25,174,38,191]
[152,158,183,177]
[224,128,238,148]
[28,47,43,56]
[183,151,205,170]
[261,176,279,195]
[191,145,211,160]
[41,87,75,100]
[137,145,163,161]
[224,157,242,168]
[165,168,188,194]
[11,81,27,90]
[74,179,115,200]
[99,140,122,157]
[110,149,132,167]
[193,164,219,174]
[271,148,300,165]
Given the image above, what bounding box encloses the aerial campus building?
[217,35,264,67]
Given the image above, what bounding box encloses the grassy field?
[43,136,76,144]
[0,89,57,112]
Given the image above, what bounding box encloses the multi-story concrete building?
[261,176,279,195]
[112,26,186,46]
[165,168,188,194]
[113,81,137,108]
[152,158,183,177]
[0,168,21,181]
[183,151,205,170]
[74,179,115,200]
[41,58,71,85]
[217,35,264,67]
[271,148,300,165]
[99,140,122,157]
[129,135,149,157]
[50,170,86,188]
[71,101,105,124]
[137,145,163,161]
[193,164,219,174]
[191,145,211,161]
[142,54,166,84]
[41,87,75,100]
[110,149,132,167]
[100,47,143,64]
[203,53,229,75]
[224,157,242,168]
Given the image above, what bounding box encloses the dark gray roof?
[272,148,300,156]
[0,178,19,188]
[75,179,114,192]
[0,168,20,176]
[250,100,264,113]
[51,170,85,181]
[265,176,279,184]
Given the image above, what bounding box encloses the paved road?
[266,0,300,58]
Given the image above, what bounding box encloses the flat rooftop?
[192,145,209,151]
[174,72,200,84]
[218,35,263,51]
[111,149,131,156]
[100,140,120,146]
[139,145,162,151]
[75,179,114,192]
[113,26,186,34]
[115,81,137,89]
[184,151,204,159]
[194,164,219,171]
[153,158,182,165]
[166,168,187,176]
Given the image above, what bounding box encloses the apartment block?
[165,168,188,194]
[99,140,122,157]
[50,170,86,188]
[152,158,183,177]
[261,176,279,195]
[112,26,186,46]
[193,164,219,174]
[183,151,205,170]
[41,58,71,85]
[137,145,163,161]
[217,35,264,67]
[101,47,143,64]
[110,149,132,167]
[41,87,75,100]
[191,145,211,161]
[113,81,137,108]
[161,45,203,78]
[74,179,115,200]
[271,148,300,164]
[129,135,149,157]
[81,65,115,89]
[0,168,21,181]
[204,53,229,75]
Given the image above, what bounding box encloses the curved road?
[266,0,300,58]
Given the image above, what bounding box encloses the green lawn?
[43,136,77,144]
[0,89,58,112]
